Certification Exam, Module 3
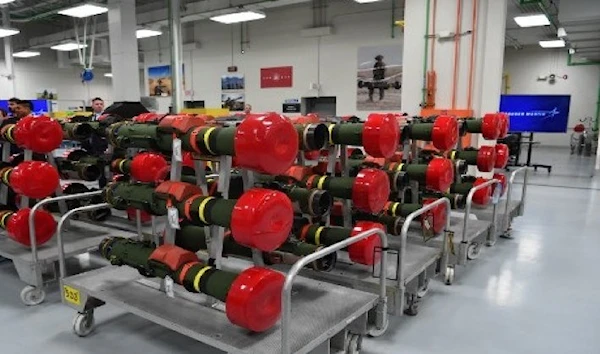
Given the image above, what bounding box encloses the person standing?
[369,55,387,102]
[244,104,252,115]
[14,100,33,119]
[91,97,105,121]
[7,98,19,117]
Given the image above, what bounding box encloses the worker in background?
[14,100,33,119]
[244,104,252,115]
[0,109,7,122]
[369,54,386,102]
[91,97,105,121]
[8,98,19,117]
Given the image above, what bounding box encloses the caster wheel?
[417,279,430,298]
[466,242,481,260]
[404,295,420,316]
[20,286,45,306]
[486,239,496,247]
[73,312,95,337]
[500,229,513,239]
[367,317,389,337]
[444,266,455,285]
[345,333,362,354]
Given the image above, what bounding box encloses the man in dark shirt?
[369,55,387,102]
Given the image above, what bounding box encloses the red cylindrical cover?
[472,177,492,205]
[234,113,299,174]
[352,168,390,214]
[362,113,400,158]
[130,152,168,183]
[347,221,384,265]
[477,146,497,173]
[431,115,459,150]
[10,161,59,199]
[6,208,56,247]
[225,266,285,332]
[425,158,454,192]
[230,189,293,252]
[494,143,509,169]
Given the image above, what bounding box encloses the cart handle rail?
[462,179,501,243]
[282,227,389,354]
[504,166,530,231]
[28,191,103,267]
[56,203,112,280]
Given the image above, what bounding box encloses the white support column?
[401,0,428,115]
[108,0,141,101]
[2,7,15,97]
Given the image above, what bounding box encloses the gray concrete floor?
[1,148,600,353]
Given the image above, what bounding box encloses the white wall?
[0,49,113,110]
[141,0,404,116]
[503,46,600,146]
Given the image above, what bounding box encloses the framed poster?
[261,66,293,88]
[357,45,403,111]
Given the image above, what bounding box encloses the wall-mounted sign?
[261,66,293,88]
[283,103,301,113]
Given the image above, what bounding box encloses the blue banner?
[499,94,571,133]
[0,99,51,116]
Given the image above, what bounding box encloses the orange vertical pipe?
[451,0,462,110]
[467,0,478,110]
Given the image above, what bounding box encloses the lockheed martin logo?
[508,107,560,120]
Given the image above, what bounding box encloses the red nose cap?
[472,178,492,205]
[126,208,153,223]
[494,144,509,168]
[21,116,63,153]
[6,208,56,247]
[13,116,36,148]
[225,266,284,332]
[347,221,384,265]
[352,168,390,214]
[425,158,455,192]
[481,113,501,140]
[230,188,293,252]
[11,161,59,199]
[130,152,168,183]
[421,198,447,234]
[133,113,162,123]
[477,146,497,173]
[431,115,459,150]
[497,113,510,138]
[363,113,399,158]
[493,173,507,197]
[234,113,299,174]
[303,150,321,160]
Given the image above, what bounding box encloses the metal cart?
[469,167,529,238]
[57,211,390,354]
[300,198,451,318]
[0,192,144,306]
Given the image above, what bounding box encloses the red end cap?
[234,113,299,174]
[352,169,390,213]
[23,116,63,153]
[472,178,492,205]
[476,146,497,173]
[422,198,447,234]
[481,114,501,140]
[6,208,56,247]
[347,221,384,265]
[431,115,459,150]
[230,188,293,252]
[363,113,400,158]
[225,266,284,332]
[13,116,36,148]
[573,124,585,133]
[425,158,455,192]
[11,161,59,199]
[134,113,161,123]
[497,113,510,138]
[130,152,168,183]
[494,144,509,169]
[493,173,507,197]
[303,150,321,161]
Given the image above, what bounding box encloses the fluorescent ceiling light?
[210,11,266,24]
[0,27,19,38]
[104,73,113,78]
[136,29,163,39]
[539,39,565,48]
[514,14,550,28]
[354,0,382,3]
[0,0,17,4]
[58,3,108,18]
[51,42,88,51]
[13,50,41,58]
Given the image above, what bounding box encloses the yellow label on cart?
[63,285,81,306]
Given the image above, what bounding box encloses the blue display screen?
[0,99,51,116]
[499,94,571,133]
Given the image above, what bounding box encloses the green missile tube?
[174,224,333,270]
[99,237,284,332]
[330,213,403,236]
[462,114,501,140]
[61,122,94,140]
[302,168,390,214]
[297,222,383,265]
[295,123,328,151]
[448,146,496,173]
[57,159,103,181]
[404,115,459,150]
[256,176,333,217]
[423,193,466,209]
[107,121,174,151]
[104,181,293,252]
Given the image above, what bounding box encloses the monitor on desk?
[500,94,571,133]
